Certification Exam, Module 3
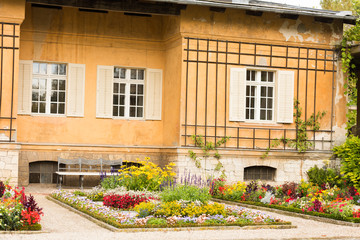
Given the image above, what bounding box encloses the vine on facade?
[188,135,229,178]
[261,100,326,158]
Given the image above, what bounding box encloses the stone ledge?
[0,230,48,234]
[47,196,296,232]
[213,198,360,227]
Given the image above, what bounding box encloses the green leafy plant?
[306,165,343,188]
[188,135,229,178]
[0,201,23,230]
[333,135,360,189]
[262,99,326,158]
[160,185,211,203]
[147,218,167,225]
[290,100,326,152]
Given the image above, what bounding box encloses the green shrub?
[306,165,343,188]
[73,190,86,196]
[101,175,122,190]
[333,135,360,189]
[160,185,211,203]
[147,218,167,225]
[0,202,23,230]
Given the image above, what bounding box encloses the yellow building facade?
[0,0,355,186]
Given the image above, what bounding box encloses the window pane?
[52,80,58,90]
[138,70,144,80]
[137,107,143,117]
[119,106,125,116]
[51,103,57,114]
[260,110,266,120]
[246,98,249,107]
[39,79,46,89]
[131,69,136,79]
[251,71,255,81]
[246,86,249,96]
[113,95,118,105]
[51,64,58,75]
[113,83,119,93]
[40,103,46,113]
[51,92,57,102]
[120,95,125,105]
[267,110,272,120]
[261,71,266,82]
[59,80,65,90]
[268,99,273,108]
[32,102,38,113]
[137,96,143,106]
[268,87,273,97]
[40,63,47,74]
[113,106,118,116]
[261,87,266,97]
[250,98,255,108]
[130,107,136,117]
[120,84,125,94]
[250,86,255,96]
[40,91,46,101]
[58,103,65,114]
[32,79,39,89]
[59,64,66,75]
[32,92,39,101]
[246,109,249,119]
[268,72,274,82]
[250,109,254,119]
[130,96,136,105]
[138,85,143,94]
[59,92,65,102]
[260,98,266,108]
[33,63,39,74]
[114,68,119,78]
[130,84,136,94]
[120,69,126,79]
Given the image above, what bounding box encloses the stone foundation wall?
[174,150,333,185]
[16,145,333,186]
[0,144,20,186]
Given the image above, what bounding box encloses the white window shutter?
[96,65,113,118]
[277,71,294,123]
[67,64,85,117]
[18,60,32,115]
[229,68,246,121]
[145,69,162,120]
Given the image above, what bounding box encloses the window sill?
[29,114,67,117]
[230,121,287,128]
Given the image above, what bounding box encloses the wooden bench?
[56,157,122,189]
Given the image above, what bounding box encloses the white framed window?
[96,66,162,120]
[245,70,275,121]
[113,68,144,118]
[18,61,86,117]
[31,62,67,115]
[229,68,294,123]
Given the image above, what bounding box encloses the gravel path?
[2,185,360,240]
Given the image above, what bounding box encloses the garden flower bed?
[50,189,291,229]
[0,181,43,231]
[210,179,360,224]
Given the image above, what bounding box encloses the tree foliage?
[321,0,353,11]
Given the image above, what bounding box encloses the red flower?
[259,195,263,199]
